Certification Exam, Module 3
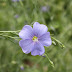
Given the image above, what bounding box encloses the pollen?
[32,36,38,42]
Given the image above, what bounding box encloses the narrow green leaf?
[19,0,23,6]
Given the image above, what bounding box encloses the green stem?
[44,53,54,67]
[0,34,20,39]
[51,37,65,48]
[0,30,20,33]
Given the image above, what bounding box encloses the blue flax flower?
[20,65,24,70]
[41,6,50,12]
[14,14,19,18]
[19,22,52,56]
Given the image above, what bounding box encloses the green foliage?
[0,0,72,72]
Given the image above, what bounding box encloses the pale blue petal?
[19,25,34,40]
[19,39,34,54]
[38,32,52,46]
[33,22,48,37]
[31,42,45,56]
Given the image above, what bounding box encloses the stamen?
[32,36,38,42]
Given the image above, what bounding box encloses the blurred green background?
[0,0,72,72]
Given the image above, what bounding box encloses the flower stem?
[51,37,65,48]
[0,30,20,33]
[44,53,54,68]
[0,34,20,39]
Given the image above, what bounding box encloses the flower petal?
[19,25,34,40]
[31,42,45,56]
[38,32,52,46]
[19,39,34,54]
[33,22,48,37]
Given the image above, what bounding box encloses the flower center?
[32,36,38,42]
